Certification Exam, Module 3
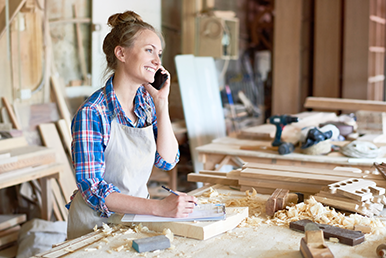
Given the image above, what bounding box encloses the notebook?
[121,203,226,222]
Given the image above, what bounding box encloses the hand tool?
[300,222,334,258]
[265,188,299,216]
[290,219,365,246]
[132,235,170,253]
[269,115,299,155]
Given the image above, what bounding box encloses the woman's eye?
[146,49,153,53]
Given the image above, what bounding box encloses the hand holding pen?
[162,185,198,206]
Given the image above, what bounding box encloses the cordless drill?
[269,115,299,155]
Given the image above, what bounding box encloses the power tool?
[269,115,299,155]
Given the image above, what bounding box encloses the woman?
[66,10,197,239]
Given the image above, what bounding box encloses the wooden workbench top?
[33,185,386,258]
[196,136,386,167]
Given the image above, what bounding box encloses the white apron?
[67,110,156,239]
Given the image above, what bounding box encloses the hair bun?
[107,11,143,28]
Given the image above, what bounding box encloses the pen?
[162,185,197,206]
[162,185,179,196]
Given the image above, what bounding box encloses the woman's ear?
[114,46,126,63]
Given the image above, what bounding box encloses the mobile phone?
[150,69,168,90]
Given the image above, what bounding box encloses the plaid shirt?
[66,75,179,217]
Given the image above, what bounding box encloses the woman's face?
[119,29,162,85]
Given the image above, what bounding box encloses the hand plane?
[300,222,334,258]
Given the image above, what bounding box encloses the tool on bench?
[265,188,301,216]
[132,235,170,253]
[269,115,299,155]
[300,222,334,258]
[376,243,386,258]
[290,219,365,246]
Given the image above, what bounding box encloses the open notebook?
[121,203,226,222]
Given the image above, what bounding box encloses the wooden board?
[187,173,239,186]
[0,244,17,258]
[272,0,307,115]
[0,145,56,174]
[342,0,370,100]
[0,214,26,231]
[175,55,226,174]
[238,178,323,194]
[141,207,248,240]
[313,0,342,98]
[304,97,386,112]
[38,123,77,203]
[0,136,28,152]
[1,97,21,130]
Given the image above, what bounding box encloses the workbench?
[33,185,386,258]
[0,163,63,221]
[196,136,384,172]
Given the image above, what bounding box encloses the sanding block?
[290,219,364,246]
[132,235,170,253]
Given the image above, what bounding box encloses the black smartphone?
[150,69,168,90]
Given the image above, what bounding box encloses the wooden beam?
[313,0,341,98]
[1,97,21,130]
[342,0,370,99]
[181,0,200,54]
[187,173,239,186]
[0,0,27,39]
[304,97,386,112]
[73,4,88,83]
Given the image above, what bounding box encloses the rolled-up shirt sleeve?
[70,106,119,218]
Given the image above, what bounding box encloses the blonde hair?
[102,10,164,77]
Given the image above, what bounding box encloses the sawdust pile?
[197,187,386,235]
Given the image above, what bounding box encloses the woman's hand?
[155,192,198,218]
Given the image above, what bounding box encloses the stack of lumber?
[0,214,26,257]
[0,135,76,221]
[188,162,386,197]
[313,178,386,217]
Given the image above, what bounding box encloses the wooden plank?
[1,97,21,130]
[0,163,61,189]
[56,119,72,156]
[272,0,304,115]
[0,231,18,247]
[50,76,72,133]
[342,0,370,99]
[0,145,56,174]
[38,123,76,203]
[181,0,200,54]
[243,162,383,181]
[187,173,239,186]
[0,0,27,38]
[304,97,386,112]
[73,4,88,82]
[238,178,323,194]
[0,244,17,258]
[313,0,341,98]
[0,225,20,238]
[0,136,28,151]
[141,207,248,240]
[0,214,26,231]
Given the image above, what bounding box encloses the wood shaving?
[163,228,174,242]
[198,187,386,235]
[84,247,97,252]
[329,237,339,243]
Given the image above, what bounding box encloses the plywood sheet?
[175,55,226,174]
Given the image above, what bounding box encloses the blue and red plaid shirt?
[66,75,179,217]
